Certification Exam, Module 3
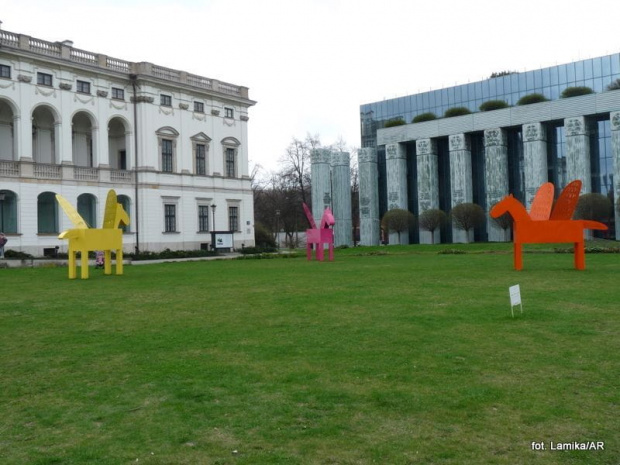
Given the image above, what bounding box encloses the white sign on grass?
[509,284,523,317]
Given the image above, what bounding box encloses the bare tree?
[279,134,320,206]
[450,203,486,243]
[418,209,447,244]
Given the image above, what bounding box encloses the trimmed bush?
[560,86,593,98]
[607,79,620,91]
[516,93,548,105]
[450,203,486,243]
[381,209,415,245]
[383,117,406,128]
[418,209,447,244]
[479,100,509,112]
[412,112,437,123]
[444,107,471,118]
[255,222,276,248]
[575,193,612,221]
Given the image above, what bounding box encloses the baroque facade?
[359,54,620,245]
[0,29,256,255]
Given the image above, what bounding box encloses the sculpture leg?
[68,250,76,280]
[80,250,89,279]
[514,243,523,271]
[575,241,585,270]
[317,243,324,261]
[116,249,124,275]
[104,250,112,275]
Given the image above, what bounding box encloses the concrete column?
[311,148,332,224]
[449,134,473,243]
[416,138,439,244]
[564,116,591,194]
[611,111,620,240]
[386,143,408,244]
[522,122,548,208]
[484,128,510,241]
[358,147,380,246]
[331,151,352,247]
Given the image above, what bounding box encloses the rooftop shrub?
[444,107,471,118]
[560,86,594,98]
[412,112,437,123]
[479,100,509,112]
[516,93,548,105]
[383,117,406,128]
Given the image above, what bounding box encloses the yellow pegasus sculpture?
[56,190,130,279]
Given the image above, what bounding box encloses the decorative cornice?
[179,103,189,110]
[130,96,154,103]
[17,74,32,83]
[358,147,377,164]
[311,148,331,164]
[386,143,406,160]
[331,151,350,167]
[59,83,72,90]
[416,138,437,156]
[97,90,108,98]
[35,86,56,97]
[523,122,547,142]
[449,134,470,151]
[610,112,620,131]
[211,109,220,116]
[240,115,249,121]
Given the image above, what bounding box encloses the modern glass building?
[358,53,620,245]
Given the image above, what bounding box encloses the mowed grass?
[1,246,619,464]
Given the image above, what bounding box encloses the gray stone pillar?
[331,151,352,247]
[484,128,510,241]
[449,134,473,243]
[522,122,548,208]
[311,148,332,223]
[358,147,380,246]
[611,111,620,240]
[416,138,439,244]
[386,143,408,244]
[564,116,591,194]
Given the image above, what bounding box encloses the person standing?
[0,233,7,259]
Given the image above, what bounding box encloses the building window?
[196,144,206,175]
[225,107,234,118]
[164,204,176,232]
[112,87,124,100]
[37,72,53,87]
[160,94,172,107]
[228,206,239,232]
[0,65,10,79]
[76,80,91,94]
[198,205,210,232]
[37,192,58,234]
[162,139,173,172]
[194,101,204,113]
[225,148,236,177]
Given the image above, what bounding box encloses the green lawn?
[1,245,619,464]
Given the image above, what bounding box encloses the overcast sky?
[3,0,619,173]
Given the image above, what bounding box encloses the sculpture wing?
[56,194,89,229]
[303,203,317,229]
[529,182,554,220]
[550,180,582,220]
[103,190,118,229]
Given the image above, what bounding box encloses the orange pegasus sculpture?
[490,180,607,270]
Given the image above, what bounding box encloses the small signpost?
[509,284,523,318]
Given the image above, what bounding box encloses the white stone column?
[611,111,620,240]
[522,122,548,208]
[564,116,591,194]
[311,148,332,224]
[358,147,380,246]
[386,143,408,244]
[416,138,439,244]
[331,151,352,247]
[449,134,473,243]
[484,128,510,241]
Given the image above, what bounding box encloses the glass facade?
[361,53,620,243]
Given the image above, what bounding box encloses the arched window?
[77,193,97,228]
[0,190,18,234]
[108,117,131,170]
[37,192,58,234]
[117,195,131,232]
[72,111,96,167]
[0,100,16,161]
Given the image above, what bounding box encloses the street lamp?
[210,204,217,231]
[0,192,5,232]
[275,209,280,249]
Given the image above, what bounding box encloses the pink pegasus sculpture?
[303,203,335,261]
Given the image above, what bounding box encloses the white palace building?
[0,28,256,256]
